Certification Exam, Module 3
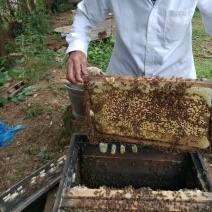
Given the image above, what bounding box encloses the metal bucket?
[64,83,86,120]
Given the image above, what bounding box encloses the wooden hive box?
[53,134,212,211]
[52,76,212,211]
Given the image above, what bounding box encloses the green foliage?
[49,81,63,95]
[23,146,38,155]
[0,96,8,104]
[0,58,16,86]
[23,12,51,36]
[88,36,115,71]
[37,146,47,158]
[0,0,58,85]
[0,86,8,107]
[22,105,46,119]
[110,35,116,45]
[0,57,11,73]
[8,86,34,105]
[0,71,8,85]
[59,105,68,114]
[51,0,74,13]
[10,168,22,182]
[10,32,57,82]
[7,69,20,79]
[37,146,53,161]
[196,59,212,79]
[192,10,212,79]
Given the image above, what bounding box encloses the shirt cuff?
[65,38,89,58]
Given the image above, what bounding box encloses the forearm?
[66,9,93,57]
[66,0,111,56]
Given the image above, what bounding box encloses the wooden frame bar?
[61,187,212,211]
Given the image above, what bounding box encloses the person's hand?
[66,51,87,85]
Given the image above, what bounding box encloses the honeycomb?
[84,76,212,151]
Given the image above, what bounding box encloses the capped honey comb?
[84,76,212,152]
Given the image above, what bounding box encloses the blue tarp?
[0,122,25,147]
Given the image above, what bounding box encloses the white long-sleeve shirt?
[66,0,212,78]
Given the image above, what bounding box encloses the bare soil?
[0,10,86,194]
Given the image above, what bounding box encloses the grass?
[192,10,212,79]
[22,105,46,119]
[10,169,23,183]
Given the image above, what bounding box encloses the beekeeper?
[65,0,212,85]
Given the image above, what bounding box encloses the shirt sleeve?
[197,0,212,36]
[66,0,111,57]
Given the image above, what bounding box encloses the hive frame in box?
[52,134,212,211]
[83,75,212,153]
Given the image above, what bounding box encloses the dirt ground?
[0,10,212,197]
[0,10,85,193]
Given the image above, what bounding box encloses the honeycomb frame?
[84,76,212,153]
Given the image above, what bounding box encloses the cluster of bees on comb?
[84,76,212,152]
[61,186,212,211]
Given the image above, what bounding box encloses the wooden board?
[60,187,212,211]
[54,11,113,41]
[0,155,66,212]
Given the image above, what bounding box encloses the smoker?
[53,76,212,211]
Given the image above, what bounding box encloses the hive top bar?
[83,75,212,153]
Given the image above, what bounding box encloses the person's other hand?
[66,51,87,85]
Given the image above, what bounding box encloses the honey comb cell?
[84,76,212,152]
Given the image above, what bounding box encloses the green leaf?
[88,50,94,55]
[23,86,37,93]
[8,70,20,79]
[41,146,46,152]
[0,96,8,104]
[17,95,26,101]
[11,97,20,104]
[22,87,30,93]
[0,72,6,83]
[24,91,33,96]
[37,151,45,158]
[8,94,14,99]
[15,59,22,64]
[110,35,116,44]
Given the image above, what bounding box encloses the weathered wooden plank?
[43,186,58,212]
[65,187,212,201]
[54,11,113,41]
[61,199,211,211]
[0,155,66,212]
[3,81,26,98]
[60,187,212,211]
[84,75,212,88]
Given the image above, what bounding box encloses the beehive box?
[83,76,212,153]
[53,134,212,211]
